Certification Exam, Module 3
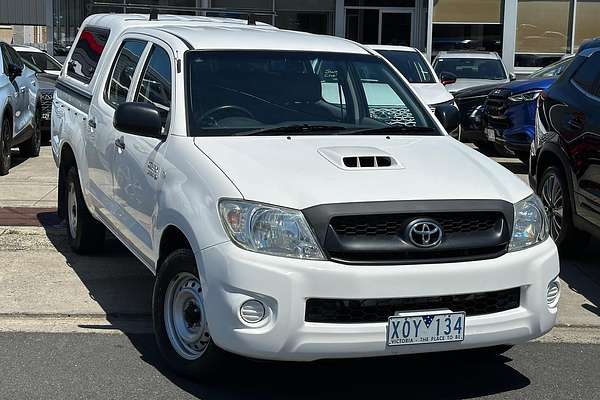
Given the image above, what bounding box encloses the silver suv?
[432,51,515,94]
[0,42,40,175]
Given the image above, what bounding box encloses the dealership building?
[3,0,600,73]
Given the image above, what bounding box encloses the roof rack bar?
[88,2,276,17]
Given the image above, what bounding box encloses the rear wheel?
[0,116,12,176]
[153,249,229,380]
[65,167,105,253]
[539,166,589,251]
[19,107,41,158]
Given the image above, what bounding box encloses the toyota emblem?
[407,219,443,248]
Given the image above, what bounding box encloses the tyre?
[65,167,105,253]
[19,107,41,158]
[153,249,229,380]
[0,116,12,176]
[539,166,590,252]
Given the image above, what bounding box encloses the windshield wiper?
[240,124,348,136]
[340,126,437,135]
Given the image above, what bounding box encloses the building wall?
[0,0,47,25]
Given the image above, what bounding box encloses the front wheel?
[153,249,229,380]
[19,108,41,158]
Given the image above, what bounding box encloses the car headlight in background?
[509,194,550,252]
[508,90,542,103]
[219,200,325,260]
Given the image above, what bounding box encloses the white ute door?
[111,43,172,261]
[88,39,147,223]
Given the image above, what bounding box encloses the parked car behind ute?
[484,56,574,164]
[0,42,40,175]
[531,44,600,250]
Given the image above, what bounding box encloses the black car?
[453,83,499,153]
[530,43,600,250]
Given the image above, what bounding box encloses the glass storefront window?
[516,0,570,54]
[432,24,502,56]
[277,11,333,35]
[574,0,600,51]
[433,0,502,23]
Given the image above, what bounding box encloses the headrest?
[280,72,322,104]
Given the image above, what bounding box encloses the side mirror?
[7,63,23,80]
[509,72,517,81]
[114,102,163,138]
[439,72,457,86]
[435,104,460,133]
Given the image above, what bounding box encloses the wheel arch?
[535,143,577,213]
[57,142,77,219]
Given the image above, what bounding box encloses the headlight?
[508,90,542,103]
[509,194,550,252]
[219,200,325,260]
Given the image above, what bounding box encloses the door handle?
[88,119,97,129]
[20,87,26,94]
[115,137,126,150]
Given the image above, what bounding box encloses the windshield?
[376,50,436,84]
[434,58,506,80]
[529,57,573,78]
[18,51,62,71]
[185,51,439,136]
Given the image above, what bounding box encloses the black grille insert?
[305,288,521,323]
[326,212,509,264]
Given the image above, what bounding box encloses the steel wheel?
[541,172,564,241]
[164,272,210,360]
[67,180,78,239]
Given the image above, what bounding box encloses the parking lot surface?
[1,145,599,398]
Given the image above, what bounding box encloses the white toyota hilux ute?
[52,13,560,378]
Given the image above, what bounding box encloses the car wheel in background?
[153,249,229,380]
[0,116,12,176]
[19,107,41,158]
[539,166,589,251]
[65,167,106,253]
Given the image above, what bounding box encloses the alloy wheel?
[541,173,564,241]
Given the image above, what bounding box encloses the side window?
[317,60,347,106]
[0,45,9,75]
[4,45,23,69]
[68,27,110,84]
[572,53,600,95]
[135,45,172,127]
[105,40,147,108]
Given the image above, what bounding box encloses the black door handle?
[115,137,125,150]
[88,119,97,129]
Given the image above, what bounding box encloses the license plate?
[387,311,465,346]
[485,127,495,142]
[42,113,50,120]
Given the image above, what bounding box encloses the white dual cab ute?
[52,13,559,378]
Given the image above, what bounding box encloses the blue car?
[483,56,574,163]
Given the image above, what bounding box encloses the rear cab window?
[67,27,110,84]
[105,39,147,108]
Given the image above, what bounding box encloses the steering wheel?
[197,105,255,127]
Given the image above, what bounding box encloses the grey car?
[0,42,40,175]
[432,51,515,94]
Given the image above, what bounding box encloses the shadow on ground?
[560,239,600,317]
[37,211,534,399]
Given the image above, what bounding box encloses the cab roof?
[82,13,370,54]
